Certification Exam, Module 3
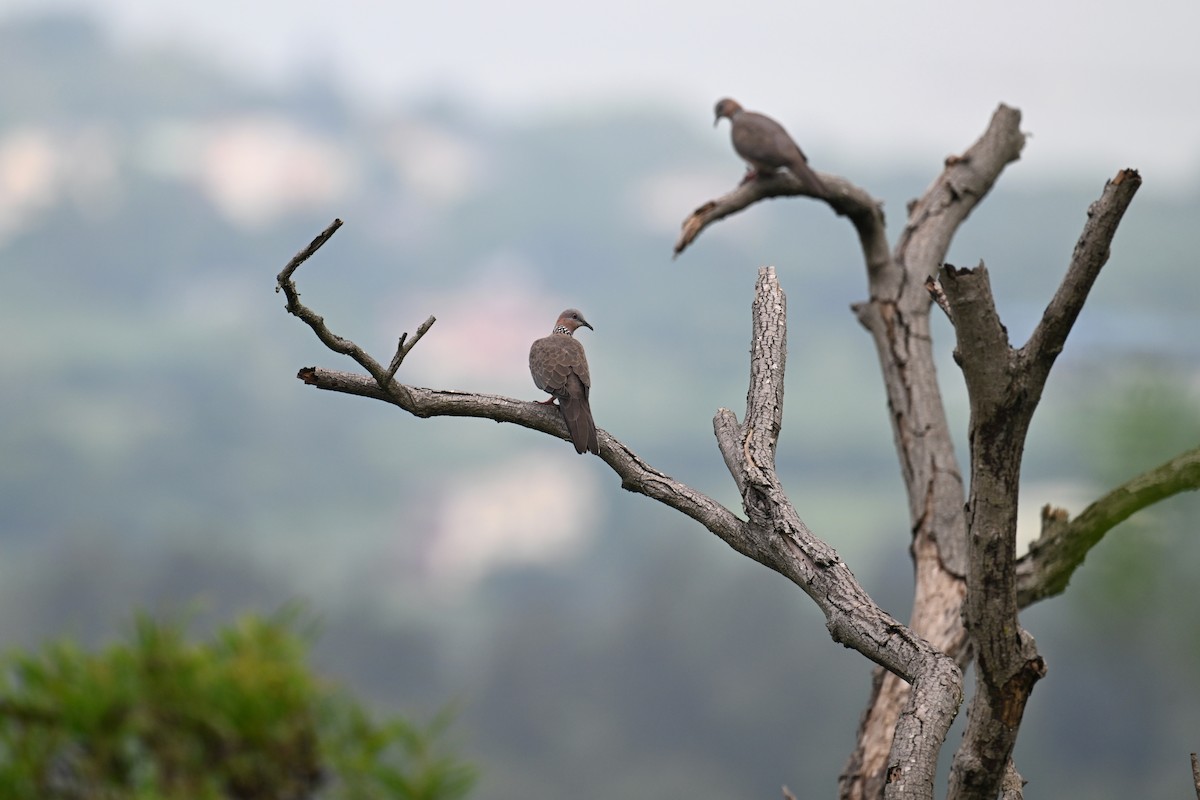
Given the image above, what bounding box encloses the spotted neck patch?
[553,325,573,335]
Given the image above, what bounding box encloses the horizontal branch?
[288,254,960,800]
[674,173,890,274]
[296,271,947,708]
[298,366,756,550]
[278,221,767,567]
[276,218,422,406]
[1017,443,1200,606]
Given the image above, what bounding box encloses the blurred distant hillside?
[1,12,1198,800]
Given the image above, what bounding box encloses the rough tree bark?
[941,171,1139,798]
[677,103,1028,799]
[277,104,1200,799]
[677,105,1194,798]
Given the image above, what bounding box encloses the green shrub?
[0,611,475,800]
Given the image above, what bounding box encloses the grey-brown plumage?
[714,98,827,197]
[529,308,599,455]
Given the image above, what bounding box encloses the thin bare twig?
[276,217,343,290]
[275,218,424,404]
[275,218,384,373]
[386,315,437,381]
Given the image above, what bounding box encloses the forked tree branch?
[938,170,1139,800]
[877,103,1028,580]
[940,261,1046,800]
[280,239,960,800]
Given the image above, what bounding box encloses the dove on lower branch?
[529,308,600,456]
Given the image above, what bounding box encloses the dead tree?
[275,104,1200,800]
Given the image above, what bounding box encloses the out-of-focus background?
[1,1,1198,797]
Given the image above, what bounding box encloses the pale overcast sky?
[5,0,1199,188]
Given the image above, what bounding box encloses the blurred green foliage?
[0,611,475,800]
[1,11,1198,800]
[1065,367,1200,624]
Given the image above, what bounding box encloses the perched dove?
[529,308,599,455]
[714,98,828,197]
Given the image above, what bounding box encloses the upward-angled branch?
[712,268,961,800]
[387,316,437,380]
[1017,443,1200,606]
[1021,169,1141,384]
[874,103,1027,579]
[891,105,1028,300]
[842,105,1026,800]
[276,218,414,404]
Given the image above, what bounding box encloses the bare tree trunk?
[837,105,1025,800]
[943,171,1140,799]
[276,104,1200,799]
